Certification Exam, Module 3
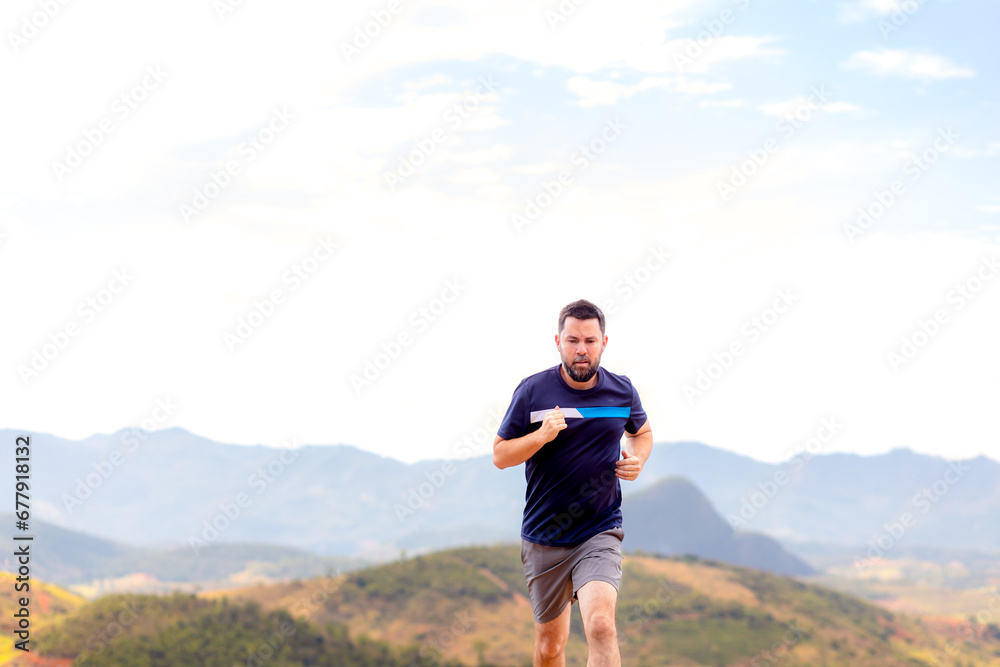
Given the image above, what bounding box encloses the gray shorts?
[520,527,624,624]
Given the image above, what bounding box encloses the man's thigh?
[576,579,619,622]
[534,596,571,646]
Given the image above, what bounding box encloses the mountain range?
[2,427,997,567]
[0,468,812,595]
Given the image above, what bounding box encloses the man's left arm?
[616,420,652,481]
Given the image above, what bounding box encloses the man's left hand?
[615,449,642,481]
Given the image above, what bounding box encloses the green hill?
[208,544,1000,666]
[34,591,478,667]
[26,543,1000,666]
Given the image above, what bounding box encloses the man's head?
[556,299,607,384]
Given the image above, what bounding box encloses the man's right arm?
[493,406,566,470]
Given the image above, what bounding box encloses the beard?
[562,354,601,383]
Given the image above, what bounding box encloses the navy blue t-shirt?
[497,364,647,547]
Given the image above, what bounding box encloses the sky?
[2,0,998,465]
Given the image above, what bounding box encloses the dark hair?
[558,299,606,335]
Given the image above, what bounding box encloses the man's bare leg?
[576,580,620,667]
[533,599,572,666]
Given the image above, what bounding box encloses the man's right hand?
[537,405,568,443]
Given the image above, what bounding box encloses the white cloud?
[699,98,745,109]
[758,96,862,119]
[458,108,511,132]
[823,101,865,114]
[954,142,1000,159]
[567,77,630,107]
[513,162,565,175]
[836,0,910,22]
[449,144,513,165]
[844,48,976,79]
[402,74,453,91]
[333,0,709,76]
[978,205,1000,214]
[670,78,732,95]
[568,75,730,107]
[447,167,499,184]
[665,35,785,74]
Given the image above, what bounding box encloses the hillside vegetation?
[34,591,478,666]
[210,544,1000,666]
[13,544,1000,665]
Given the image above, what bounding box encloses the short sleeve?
[497,378,533,441]
[625,382,647,435]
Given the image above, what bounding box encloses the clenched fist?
[537,405,568,444]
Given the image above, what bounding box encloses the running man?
[493,299,653,667]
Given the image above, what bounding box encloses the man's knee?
[536,633,567,660]
[585,610,617,642]
[535,605,570,658]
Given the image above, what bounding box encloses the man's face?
[556,316,607,383]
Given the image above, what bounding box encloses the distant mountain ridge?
[633,441,1000,549]
[0,512,360,594]
[2,427,997,565]
[0,494,809,590]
